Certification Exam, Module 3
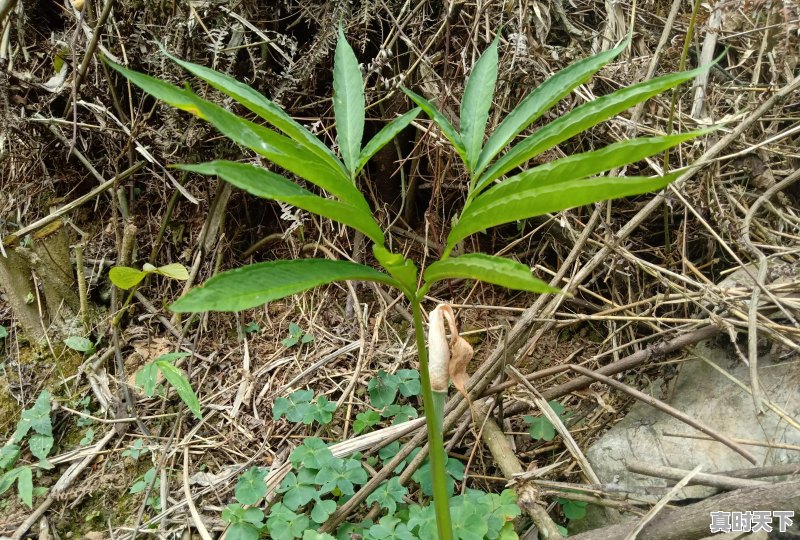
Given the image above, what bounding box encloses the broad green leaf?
[475,39,628,178]
[108,266,149,289]
[14,390,52,442]
[227,523,260,540]
[402,87,468,164]
[372,245,417,293]
[136,362,160,397]
[154,263,189,281]
[448,171,682,248]
[356,108,421,174]
[0,325,9,339]
[105,59,368,211]
[475,131,707,204]
[461,39,498,172]
[476,66,706,191]
[16,466,33,508]
[155,359,202,419]
[64,336,94,353]
[0,444,20,469]
[28,434,53,462]
[176,161,384,244]
[424,253,559,294]
[159,46,345,176]
[171,259,397,313]
[334,27,365,176]
[525,416,555,441]
[560,498,588,520]
[235,466,268,505]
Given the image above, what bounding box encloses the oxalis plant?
[107,29,708,539]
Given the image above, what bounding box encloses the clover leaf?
[235,466,268,505]
[366,477,407,513]
[290,438,335,470]
[267,502,310,539]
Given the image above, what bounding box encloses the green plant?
[64,336,96,355]
[282,321,315,347]
[0,390,54,508]
[558,497,588,520]
[523,400,570,441]
[129,466,162,510]
[109,262,189,290]
[273,389,337,425]
[135,352,203,419]
[107,26,709,539]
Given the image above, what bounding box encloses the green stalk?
[410,298,453,540]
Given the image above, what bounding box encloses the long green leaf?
[105,59,369,211]
[176,161,384,244]
[334,28,365,176]
[155,359,203,419]
[461,39,498,173]
[448,171,682,248]
[475,66,706,192]
[356,108,421,174]
[170,259,398,313]
[478,131,707,205]
[402,87,468,164]
[475,39,628,178]
[159,47,346,176]
[424,253,559,293]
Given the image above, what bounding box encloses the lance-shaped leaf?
[159,47,345,176]
[334,27,365,176]
[474,39,628,179]
[402,87,468,165]
[105,59,369,212]
[155,357,202,419]
[180,92,370,211]
[448,171,682,248]
[424,254,560,293]
[176,161,384,244]
[356,108,421,174]
[477,131,707,206]
[171,259,398,313]
[461,38,498,173]
[475,65,707,192]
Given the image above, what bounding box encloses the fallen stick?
[626,460,768,491]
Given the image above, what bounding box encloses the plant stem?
[410,298,453,540]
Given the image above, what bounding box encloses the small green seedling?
[282,322,314,347]
[121,438,148,460]
[135,352,202,419]
[109,262,189,290]
[129,467,161,510]
[244,321,260,334]
[523,400,570,442]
